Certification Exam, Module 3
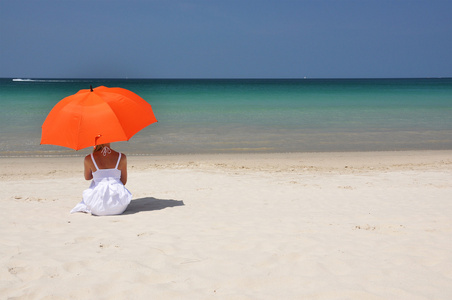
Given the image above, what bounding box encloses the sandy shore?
[1,150,452,299]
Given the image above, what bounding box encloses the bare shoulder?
[118,153,127,167]
[84,154,94,167]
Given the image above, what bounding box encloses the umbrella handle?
[94,134,101,147]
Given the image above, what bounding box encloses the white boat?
[12,78,33,82]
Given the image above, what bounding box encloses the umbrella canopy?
[41,86,157,150]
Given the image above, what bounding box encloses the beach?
[1,150,452,299]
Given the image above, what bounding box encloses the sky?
[1,0,451,79]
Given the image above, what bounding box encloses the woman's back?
[91,150,120,170]
[84,146,128,185]
[91,153,122,182]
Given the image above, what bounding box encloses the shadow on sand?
[123,197,185,215]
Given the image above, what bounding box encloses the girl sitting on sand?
[70,143,132,216]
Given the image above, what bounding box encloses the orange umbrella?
[41,86,157,150]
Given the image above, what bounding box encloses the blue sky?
[1,0,451,79]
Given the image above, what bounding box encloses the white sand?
[1,151,452,299]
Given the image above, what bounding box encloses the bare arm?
[118,154,128,185]
[84,156,93,181]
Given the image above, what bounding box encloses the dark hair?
[93,144,107,152]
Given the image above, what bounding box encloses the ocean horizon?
[1,77,451,157]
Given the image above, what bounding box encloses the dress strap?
[115,153,122,169]
[90,153,99,171]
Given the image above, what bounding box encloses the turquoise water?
[1,78,451,156]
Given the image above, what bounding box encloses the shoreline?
[3,139,452,158]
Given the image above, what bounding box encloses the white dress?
[70,153,132,216]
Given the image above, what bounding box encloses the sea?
[1,78,451,157]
